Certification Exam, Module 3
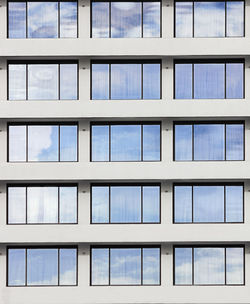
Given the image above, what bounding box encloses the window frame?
[173,182,244,223]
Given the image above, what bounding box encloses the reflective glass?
[8,187,26,224]
[92,186,109,223]
[111,64,141,99]
[8,249,26,286]
[175,64,192,99]
[92,2,109,37]
[60,64,78,100]
[91,125,109,161]
[174,248,192,285]
[143,124,160,160]
[8,2,26,38]
[174,186,192,223]
[60,2,77,38]
[9,125,26,162]
[226,186,243,222]
[110,248,141,285]
[110,186,141,223]
[194,124,225,160]
[60,125,78,161]
[226,124,244,160]
[28,125,59,161]
[143,186,160,222]
[111,125,141,161]
[8,64,26,100]
[175,2,193,37]
[143,2,160,37]
[143,64,161,99]
[60,187,77,223]
[194,64,225,99]
[226,63,244,99]
[27,2,58,38]
[91,64,109,99]
[59,249,77,285]
[174,124,192,160]
[91,248,109,285]
[111,2,141,38]
[226,248,244,284]
[227,1,244,37]
[142,248,160,284]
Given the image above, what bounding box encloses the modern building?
[0,0,249,303]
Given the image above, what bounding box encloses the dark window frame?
[7,183,78,225]
[90,183,161,224]
[173,182,244,223]
[90,245,161,286]
[173,245,245,286]
[7,122,79,163]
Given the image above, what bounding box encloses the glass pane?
[27,249,58,285]
[59,249,77,285]
[27,2,58,38]
[143,2,161,37]
[60,187,77,223]
[111,125,141,161]
[194,248,225,285]
[60,125,78,161]
[174,248,192,285]
[194,63,225,99]
[8,249,26,286]
[8,187,26,224]
[194,124,225,160]
[91,64,109,99]
[110,248,141,285]
[8,64,26,100]
[226,248,244,284]
[8,2,26,38]
[92,186,109,223]
[27,187,58,223]
[9,125,26,162]
[174,124,192,161]
[91,248,109,285]
[193,186,224,222]
[60,64,78,100]
[60,2,77,38]
[175,2,193,37]
[143,248,160,284]
[174,186,192,223]
[226,124,244,160]
[226,186,243,222]
[91,125,109,161]
[194,2,225,37]
[226,63,243,99]
[143,124,160,161]
[226,1,244,37]
[92,2,109,37]
[111,64,141,99]
[143,64,161,99]
[111,2,141,38]
[110,186,141,223]
[143,186,160,223]
[28,125,59,161]
[28,64,59,100]
[175,64,192,99]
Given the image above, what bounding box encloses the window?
[91,123,161,161]
[91,246,160,285]
[174,246,244,285]
[175,1,244,37]
[174,122,244,161]
[8,0,77,38]
[8,123,78,162]
[91,184,160,223]
[8,61,78,100]
[174,184,243,223]
[175,60,244,99]
[91,61,161,100]
[8,247,77,286]
[91,1,161,38]
[8,185,77,224]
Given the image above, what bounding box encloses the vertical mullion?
[192,63,194,99]
[26,64,28,100]
[109,125,111,161]
[109,248,111,285]
[58,2,60,38]
[225,124,227,160]
[192,1,194,37]
[26,1,28,38]
[26,186,28,224]
[141,248,143,285]
[224,186,226,223]
[25,249,28,286]
[141,125,143,161]
[26,125,28,162]
[109,186,111,223]
[109,2,111,38]
[141,2,143,38]
[109,64,111,100]
[141,64,143,99]
[225,63,227,99]
[141,186,143,223]
[58,64,61,100]
[58,249,60,286]
[192,124,194,161]
[192,247,194,285]
[224,248,227,285]
[58,187,60,224]
[191,185,194,223]
[58,126,61,161]
[225,1,227,37]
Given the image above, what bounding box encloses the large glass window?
[91,61,161,100]
[91,185,160,223]
[175,60,244,99]
[8,185,77,224]
[91,246,160,285]
[91,123,161,161]
[8,247,77,286]
[175,1,244,37]
[8,123,78,162]
[174,184,243,223]
[91,1,160,38]
[174,122,244,161]
[174,246,244,285]
[8,62,78,100]
[8,0,77,38]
